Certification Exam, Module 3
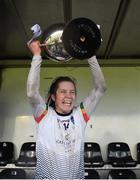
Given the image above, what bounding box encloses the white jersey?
[35,104,88,179]
[27,55,106,179]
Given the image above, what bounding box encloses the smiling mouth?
[63,100,72,106]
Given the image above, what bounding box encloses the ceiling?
[0,0,140,67]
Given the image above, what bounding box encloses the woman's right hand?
[27,40,41,56]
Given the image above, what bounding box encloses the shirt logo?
[63,122,69,130]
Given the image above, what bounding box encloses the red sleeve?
[80,103,89,123]
[34,110,48,124]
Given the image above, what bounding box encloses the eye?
[70,90,75,94]
[60,89,67,94]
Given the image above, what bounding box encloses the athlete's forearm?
[83,56,106,117]
[27,55,46,117]
[88,56,106,92]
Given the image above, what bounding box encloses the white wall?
[0,64,140,160]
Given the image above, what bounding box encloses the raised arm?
[82,56,107,117]
[27,41,46,119]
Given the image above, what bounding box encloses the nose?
[66,92,72,98]
[65,91,74,98]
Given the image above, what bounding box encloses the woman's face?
[51,81,76,114]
